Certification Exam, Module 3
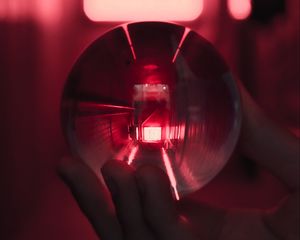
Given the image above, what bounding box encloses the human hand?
[58,85,299,240]
[58,157,217,240]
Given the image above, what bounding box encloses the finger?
[101,160,155,240]
[238,81,299,190]
[58,156,123,240]
[263,192,299,240]
[135,165,195,240]
[178,197,226,239]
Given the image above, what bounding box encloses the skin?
[58,85,299,240]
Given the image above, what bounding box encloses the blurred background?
[0,0,299,239]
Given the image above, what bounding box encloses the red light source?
[143,127,162,142]
[83,0,203,22]
[228,0,252,20]
[133,84,170,143]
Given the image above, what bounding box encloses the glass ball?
[61,22,241,199]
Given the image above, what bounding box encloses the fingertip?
[101,160,155,239]
[101,159,139,200]
[101,160,135,184]
[57,156,102,194]
[135,165,178,229]
[57,156,78,182]
[57,158,124,240]
[101,159,131,174]
[135,165,172,197]
[136,165,170,185]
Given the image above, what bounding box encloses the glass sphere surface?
[61,22,241,198]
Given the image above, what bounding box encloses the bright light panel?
[143,127,162,142]
[228,0,251,20]
[83,0,203,22]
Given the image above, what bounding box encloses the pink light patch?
[228,0,252,20]
[143,127,161,142]
[172,27,191,63]
[83,0,203,22]
[123,25,137,60]
[135,127,139,140]
[35,0,62,24]
[161,148,180,200]
[128,145,139,165]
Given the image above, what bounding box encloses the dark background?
[0,0,299,239]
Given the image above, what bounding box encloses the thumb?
[135,165,197,240]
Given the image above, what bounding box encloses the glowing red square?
[143,127,162,142]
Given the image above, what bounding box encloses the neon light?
[228,0,252,20]
[161,148,180,200]
[143,127,162,142]
[172,27,191,63]
[136,127,139,140]
[83,0,203,22]
[128,145,139,165]
[123,25,137,60]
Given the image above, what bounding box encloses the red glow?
[161,148,180,200]
[172,27,191,63]
[123,25,137,60]
[135,127,139,140]
[0,2,6,19]
[143,127,162,142]
[0,0,29,20]
[228,0,252,20]
[83,0,203,22]
[128,145,139,165]
[35,0,62,25]
[0,0,62,24]
[133,84,169,102]
[143,64,159,71]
